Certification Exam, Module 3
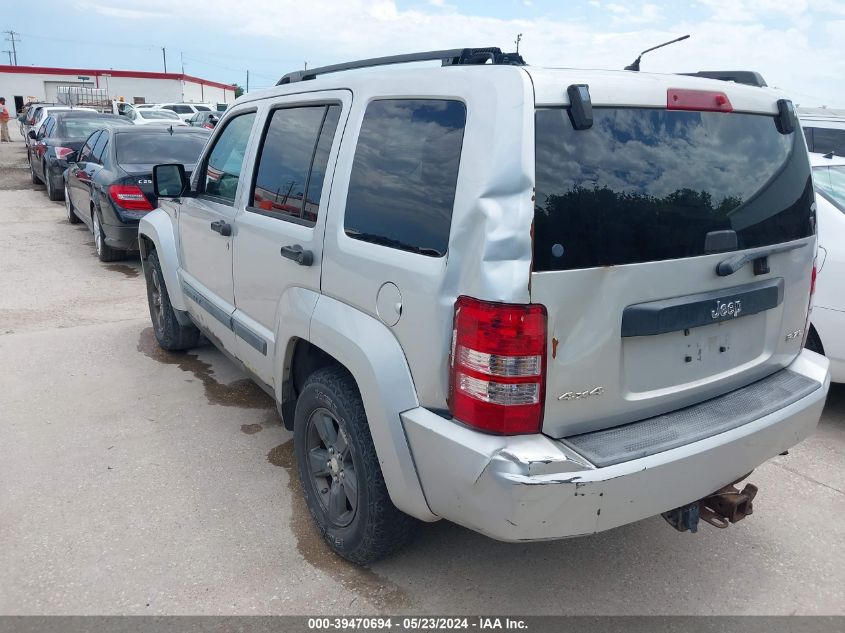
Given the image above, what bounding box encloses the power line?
[3,31,19,65]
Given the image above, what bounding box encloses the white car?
[125,107,187,126]
[157,103,215,122]
[808,152,845,382]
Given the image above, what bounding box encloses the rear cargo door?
[531,105,816,438]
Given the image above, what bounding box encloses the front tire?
[144,249,200,351]
[92,209,125,262]
[294,366,417,565]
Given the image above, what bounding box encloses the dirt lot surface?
[1,128,843,615]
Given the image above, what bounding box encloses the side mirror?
[28,129,37,140]
[153,163,189,198]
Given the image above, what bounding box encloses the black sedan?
[187,110,220,129]
[28,111,129,201]
[64,126,210,262]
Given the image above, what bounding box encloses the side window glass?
[804,127,814,152]
[343,99,466,257]
[202,112,256,204]
[807,127,845,156]
[250,104,340,225]
[44,117,55,137]
[79,131,100,163]
[92,132,109,163]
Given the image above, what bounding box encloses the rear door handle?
[280,244,313,266]
[209,220,232,236]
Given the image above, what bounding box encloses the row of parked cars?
[24,107,210,260]
[21,50,845,566]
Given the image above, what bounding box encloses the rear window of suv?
[534,108,814,271]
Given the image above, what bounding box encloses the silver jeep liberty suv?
[139,47,830,564]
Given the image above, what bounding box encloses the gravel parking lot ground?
[1,128,843,616]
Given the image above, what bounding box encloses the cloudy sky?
[6,0,845,105]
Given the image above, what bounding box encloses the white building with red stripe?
[0,65,237,112]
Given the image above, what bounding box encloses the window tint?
[202,112,256,204]
[344,99,466,257]
[79,131,101,162]
[116,132,207,165]
[172,105,193,114]
[534,108,814,271]
[43,117,56,137]
[91,131,109,163]
[804,126,845,156]
[250,105,340,225]
[195,105,210,111]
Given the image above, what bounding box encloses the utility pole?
[3,31,19,65]
[304,61,308,70]
[246,70,249,93]
[514,33,522,54]
[2,50,12,65]
[180,52,185,74]
[161,47,167,73]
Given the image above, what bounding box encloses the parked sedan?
[807,152,845,382]
[64,126,209,261]
[186,110,220,129]
[125,107,188,126]
[28,111,130,201]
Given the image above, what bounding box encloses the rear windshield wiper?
[716,242,806,276]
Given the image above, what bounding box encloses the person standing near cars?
[0,97,11,142]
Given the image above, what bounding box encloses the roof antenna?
[625,34,690,71]
[823,151,835,159]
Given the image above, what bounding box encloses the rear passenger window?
[201,112,256,204]
[343,99,466,257]
[804,126,845,156]
[91,132,109,163]
[250,104,340,225]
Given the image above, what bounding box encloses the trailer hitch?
[662,482,758,533]
[699,483,758,528]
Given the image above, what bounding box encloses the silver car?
[138,47,830,564]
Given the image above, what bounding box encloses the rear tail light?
[203,123,214,129]
[448,296,547,435]
[667,88,733,112]
[108,185,154,211]
[802,260,817,346]
[54,147,74,160]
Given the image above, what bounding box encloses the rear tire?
[45,166,63,201]
[92,209,125,262]
[144,249,200,351]
[65,185,80,224]
[29,155,41,184]
[294,366,418,565]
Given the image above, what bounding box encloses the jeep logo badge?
[712,299,742,319]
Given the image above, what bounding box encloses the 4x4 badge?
[558,387,605,401]
[712,299,742,319]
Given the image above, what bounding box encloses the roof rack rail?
[680,71,767,88]
[278,47,526,85]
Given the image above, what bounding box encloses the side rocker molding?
[138,210,187,312]
[309,295,438,522]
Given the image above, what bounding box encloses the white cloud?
[76,0,845,106]
[80,2,167,19]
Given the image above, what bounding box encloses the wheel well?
[138,234,154,259]
[281,339,346,430]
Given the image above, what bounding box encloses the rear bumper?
[102,221,140,251]
[401,350,830,541]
